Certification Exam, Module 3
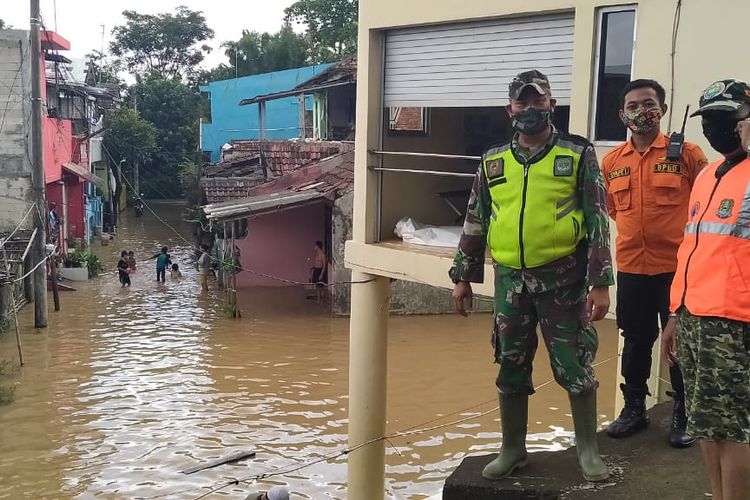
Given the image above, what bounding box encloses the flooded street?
[0,202,620,499]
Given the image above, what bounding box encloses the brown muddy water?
[0,202,620,499]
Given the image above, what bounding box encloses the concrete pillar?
[348,272,390,500]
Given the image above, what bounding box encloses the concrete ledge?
[443,403,708,499]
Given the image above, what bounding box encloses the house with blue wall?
[200,64,333,162]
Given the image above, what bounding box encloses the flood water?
[0,202,620,499]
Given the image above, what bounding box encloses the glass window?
[592,8,636,142]
[388,107,429,136]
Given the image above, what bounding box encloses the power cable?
[151,350,623,500]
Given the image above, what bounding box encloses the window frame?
[589,4,638,146]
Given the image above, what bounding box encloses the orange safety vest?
[670,157,750,322]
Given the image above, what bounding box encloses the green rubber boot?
[569,391,610,482]
[482,394,529,480]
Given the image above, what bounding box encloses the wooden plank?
[181,449,256,474]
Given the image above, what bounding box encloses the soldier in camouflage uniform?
[662,80,750,500]
[450,70,614,482]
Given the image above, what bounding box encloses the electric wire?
[156,350,624,500]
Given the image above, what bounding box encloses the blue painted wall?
[200,64,333,162]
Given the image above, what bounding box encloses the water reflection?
[0,202,618,499]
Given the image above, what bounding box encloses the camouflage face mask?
[621,107,662,134]
[511,107,552,135]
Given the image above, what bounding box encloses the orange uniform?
[670,157,750,322]
[601,134,708,275]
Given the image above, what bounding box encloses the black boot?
[607,384,649,438]
[667,390,695,448]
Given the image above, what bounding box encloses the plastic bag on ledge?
[394,217,462,248]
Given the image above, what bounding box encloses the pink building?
[40,31,101,249]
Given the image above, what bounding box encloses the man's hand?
[586,286,610,322]
[737,118,750,153]
[661,317,679,367]
[452,281,473,317]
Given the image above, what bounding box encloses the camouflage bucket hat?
[691,79,750,116]
[509,70,552,100]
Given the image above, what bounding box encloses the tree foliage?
[285,0,358,63]
[195,23,309,85]
[110,6,214,80]
[0,19,9,30]
[103,108,157,168]
[128,76,202,198]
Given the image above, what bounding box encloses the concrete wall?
[0,30,33,233]
[332,191,354,314]
[235,201,327,288]
[200,64,333,162]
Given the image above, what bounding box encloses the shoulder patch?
[485,158,504,179]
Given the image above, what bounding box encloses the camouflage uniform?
[450,127,614,396]
[676,308,750,443]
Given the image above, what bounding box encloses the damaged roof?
[203,150,354,221]
[221,139,353,176]
[239,59,357,106]
[200,177,266,204]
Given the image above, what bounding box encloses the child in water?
[127,251,137,272]
[117,251,131,287]
[170,263,182,279]
[150,246,172,283]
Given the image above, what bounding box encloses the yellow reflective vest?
[482,134,588,269]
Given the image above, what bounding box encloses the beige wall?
[354,0,750,246]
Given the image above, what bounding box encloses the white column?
[348,272,390,500]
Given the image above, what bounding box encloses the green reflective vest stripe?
[483,136,586,269]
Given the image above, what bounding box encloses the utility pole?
[134,161,140,196]
[30,0,49,328]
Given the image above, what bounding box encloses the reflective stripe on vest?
[670,157,750,322]
[483,137,586,269]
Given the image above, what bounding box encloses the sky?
[2,0,299,69]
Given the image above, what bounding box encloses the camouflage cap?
[509,70,552,100]
[691,79,750,116]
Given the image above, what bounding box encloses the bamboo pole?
[3,249,24,366]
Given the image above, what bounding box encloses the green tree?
[285,0,358,63]
[129,76,202,198]
[110,6,214,80]
[0,19,9,30]
[196,23,309,85]
[103,107,158,204]
[103,107,157,168]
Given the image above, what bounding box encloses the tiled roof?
[223,139,354,175]
[203,151,354,220]
[200,177,265,204]
[246,150,354,199]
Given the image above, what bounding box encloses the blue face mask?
[512,107,552,134]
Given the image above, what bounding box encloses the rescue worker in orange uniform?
[601,79,708,446]
[662,79,750,500]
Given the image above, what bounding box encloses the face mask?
[621,107,662,134]
[702,118,741,154]
[512,107,552,135]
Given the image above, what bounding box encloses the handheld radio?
[667,105,690,161]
